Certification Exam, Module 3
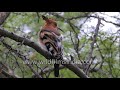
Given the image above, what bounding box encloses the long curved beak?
[58,27,64,33]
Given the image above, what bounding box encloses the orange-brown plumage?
[39,15,63,77]
[41,15,60,36]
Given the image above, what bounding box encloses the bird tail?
[54,64,59,77]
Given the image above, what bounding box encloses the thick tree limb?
[0,27,53,59]
[63,62,88,78]
[0,27,88,78]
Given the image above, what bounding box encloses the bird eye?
[54,22,57,26]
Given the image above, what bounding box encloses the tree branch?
[0,27,88,78]
[32,65,65,78]
[88,15,120,27]
[0,12,10,25]
[85,17,101,74]
[0,27,53,59]
[63,62,89,78]
[1,39,42,78]
[0,61,19,78]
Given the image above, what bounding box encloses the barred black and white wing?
[39,29,63,77]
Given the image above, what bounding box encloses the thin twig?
[1,40,42,78]
[85,17,101,75]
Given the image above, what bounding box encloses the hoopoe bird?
[39,15,63,77]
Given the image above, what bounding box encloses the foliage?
[0,12,120,78]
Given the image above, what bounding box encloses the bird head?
[42,15,57,28]
[42,15,64,33]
